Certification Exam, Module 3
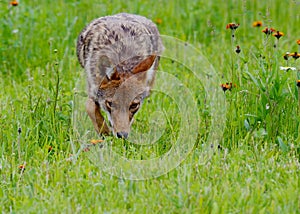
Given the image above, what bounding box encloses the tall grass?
[0,0,299,212]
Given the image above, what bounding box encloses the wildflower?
[289,52,300,60]
[90,139,104,145]
[12,29,19,34]
[252,21,263,27]
[279,66,296,71]
[226,23,239,39]
[283,52,290,60]
[10,1,18,6]
[273,31,284,40]
[154,18,162,25]
[297,80,300,87]
[297,40,300,45]
[18,164,25,172]
[262,27,276,35]
[220,83,235,92]
[48,146,53,152]
[226,23,240,30]
[235,45,241,54]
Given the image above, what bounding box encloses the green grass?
[1,0,300,213]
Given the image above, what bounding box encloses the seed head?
[235,45,241,54]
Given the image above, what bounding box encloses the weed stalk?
[17,127,21,160]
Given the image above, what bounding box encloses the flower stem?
[230,30,235,81]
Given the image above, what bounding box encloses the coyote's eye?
[129,102,140,113]
[105,100,112,112]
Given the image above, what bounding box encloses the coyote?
[76,13,164,138]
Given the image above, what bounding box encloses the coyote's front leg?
[86,98,110,135]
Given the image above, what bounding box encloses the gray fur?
[76,13,164,100]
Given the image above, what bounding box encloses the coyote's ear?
[99,55,116,80]
[132,55,156,74]
[100,68,120,87]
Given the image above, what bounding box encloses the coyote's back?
[76,13,164,138]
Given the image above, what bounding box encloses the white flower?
[12,29,19,34]
[279,66,296,71]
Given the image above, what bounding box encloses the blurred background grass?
[0,0,300,212]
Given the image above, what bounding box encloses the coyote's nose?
[116,131,128,139]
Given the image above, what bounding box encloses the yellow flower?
[90,139,104,145]
[289,52,300,60]
[273,31,284,39]
[154,18,162,25]
[10,1,18,6]
[18,164,25,172]
[252,21,263,27]
[297,40,300,45]
[220,83,236,92]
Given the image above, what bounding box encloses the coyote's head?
[96,55,159,138]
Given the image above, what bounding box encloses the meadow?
[0,0,300,213]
